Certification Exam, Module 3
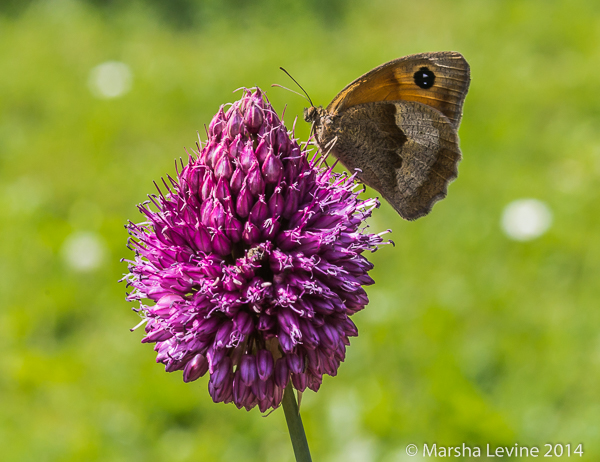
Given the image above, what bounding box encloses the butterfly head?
[303,106,327,124]
[303,106,332,146]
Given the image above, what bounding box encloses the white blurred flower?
[61,231,107,272]
[501,199,552,241]
[330,438,376,462]
[88,61,132,99]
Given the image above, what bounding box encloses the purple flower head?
[123,88,390,411]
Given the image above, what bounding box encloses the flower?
[122,88,389,411]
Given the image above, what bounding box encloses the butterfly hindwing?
[318,101,461,220]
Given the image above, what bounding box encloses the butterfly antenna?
[278,67,314,107]
[271,84,310,103]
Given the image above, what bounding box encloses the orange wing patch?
[326,52,470,129]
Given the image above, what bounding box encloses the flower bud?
[192,223,212,252]
[242,221,260,245]
[262,150,283,184]
[233,371,251,408]
[274,357,290,388]
[255,138,269,164]
[207,142,226,169]
[214,153,233,179]
[244,100,263,133]
[240,354,258,386]
[210,355,232,389]
[200,197,215,226]
[227,108,243,138]
[235,182,253,218]
[239,141,258,173]
[268,186,284,216]
[249,195,268,226]
[198,169,214,199]
[230,166,244,195]
[215,177,231,203]
[256,349,274,381]
[286,352,304,374]
[247,164,265,196]
[229,134,242,159]
[212,230,232,256]
[210,200,226,228]
[142,329,173,343]
[291,372,308,392]
[257,313,276,331]
[152,294,183,316]
[275,127,289,156]
[183,354,209,382]
[208,106,225,138]
[225,214,243,243]
[215,322,233,349]
[282,184,299,219]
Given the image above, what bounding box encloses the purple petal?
[227,109,243,138]
[215,154,233,180]
[247,164,265,196]
[275,357,290,388]
[225,214,243,243]
[233,311,254,336]
[291,372,308,392]
[239,140,258,173]
[230,166,244,195]
[215,321,234,349]
[235,183,253,218]
[262,150,284,184]
[286,352,304,375]
[249,195,268,226]
[142,329,173,343]
[239,353,258,386]
[268,186,284,217]
[210,355,232,390]
[210,200,226,228]
[229,135,242,159]
[244,100,263,133]
[256,349,274,381]
[257,313,276,331]
[242,221,260,245]
[208,106,225,138]
[211,230,232,256]
[255,139,268,164]
[183,354,209,382]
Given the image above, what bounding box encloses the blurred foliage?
[1,0,600,461]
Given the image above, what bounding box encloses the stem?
[282,381,312,462]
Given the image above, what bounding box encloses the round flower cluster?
[123,88,388,411]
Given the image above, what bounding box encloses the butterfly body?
[304,52,470,220]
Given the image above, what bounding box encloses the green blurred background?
[1,0,599,460]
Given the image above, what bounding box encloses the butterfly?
[304,51,470,220]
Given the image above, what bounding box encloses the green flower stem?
[282,382,312,462]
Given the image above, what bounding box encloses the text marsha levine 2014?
[420,443,584,458]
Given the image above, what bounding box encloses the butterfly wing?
[327,51,470,130]
[318,100,461,220]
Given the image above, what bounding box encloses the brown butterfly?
[304,51,470,220]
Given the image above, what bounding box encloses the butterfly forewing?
[326,52,470,130]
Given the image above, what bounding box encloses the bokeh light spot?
[501,199,552,241]
[88,61,132,99]
[61,231,107,271]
